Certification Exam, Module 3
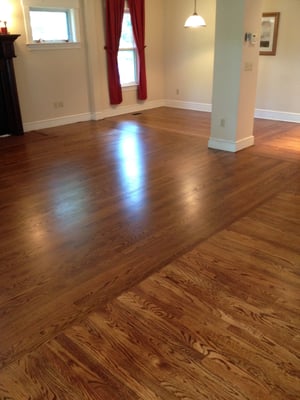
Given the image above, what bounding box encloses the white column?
[209,0,263,152]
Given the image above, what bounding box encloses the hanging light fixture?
[184,0,206,28]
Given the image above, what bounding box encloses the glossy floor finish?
[0,107,299,399]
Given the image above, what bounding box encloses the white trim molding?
[165,99,212,112]
[23,101,300,133]
[21,0,81,47]
[255,109,300,123]
[23,100,165,131]
[165,101,300,123]
[26,42,81,51]
[208,136,255,153]
[23,112,91,132]
[96,100,165,120]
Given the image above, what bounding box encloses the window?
[29,9,72,42]
[104,0,147,104]
[21,0,80,48]
[118,9,138,86]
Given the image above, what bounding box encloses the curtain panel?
[104,0,125,105]
[105,0,147,104]
[128,0,147,100]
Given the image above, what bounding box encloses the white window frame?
[118,7,138,88]
[21,0,81,50]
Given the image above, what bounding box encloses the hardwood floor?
[0,107,299,399]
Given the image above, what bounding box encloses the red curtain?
[128,0,147,100]
[105,0,125,105]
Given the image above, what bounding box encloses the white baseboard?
[255,109,300,123]
[23,101,300,132]
[91,111,104,120]
[23,100,165,131]
[208,136,255,152]
[165,100,300,123]
[23,112,91,132]
[165,99,212,112]
[99,99,166,120]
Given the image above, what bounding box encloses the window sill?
[122,84,138,91]
[26,42,81,50]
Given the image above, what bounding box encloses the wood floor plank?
[1,184,299,399]
[0,108,299,399]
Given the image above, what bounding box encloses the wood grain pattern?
[0,186,299,399]
[0,107,299,399]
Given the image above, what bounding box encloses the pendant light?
[184,0,206,28]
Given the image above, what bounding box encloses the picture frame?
[259,12,280,56]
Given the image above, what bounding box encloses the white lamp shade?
[184,13,206,28]
[0,0,12,23]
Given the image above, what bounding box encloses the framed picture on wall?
[259,12,280,56]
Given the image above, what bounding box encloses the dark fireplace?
[0,34,24,136]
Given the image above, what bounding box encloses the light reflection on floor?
[117,127,146,212]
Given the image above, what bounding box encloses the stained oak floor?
[0,107,299,399]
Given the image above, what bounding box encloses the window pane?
[119,12,135,49]
[118,50,136,85]
[29,10,69,41]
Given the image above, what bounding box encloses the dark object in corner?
[0,34,24,136]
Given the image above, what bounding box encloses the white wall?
[256,0,300,120]
[8,0,165,131]
[164,0,300,121]
[164,0,216,109]
[84,0,165,116]
[12,0,91,129]
[5,0,300,130]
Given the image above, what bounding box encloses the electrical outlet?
[53,101,64,109]
[176,89,180,95]
[244,62,253,72]
[220,118,225,127]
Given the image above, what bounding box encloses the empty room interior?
[0,0,299,399]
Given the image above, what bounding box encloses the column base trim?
[208,136,254,152]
